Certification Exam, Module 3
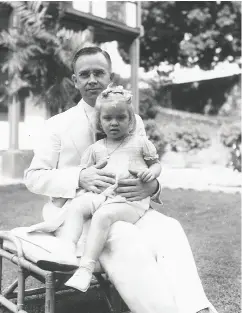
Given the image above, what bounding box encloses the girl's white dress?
[27,134,159,233]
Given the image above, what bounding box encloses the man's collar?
[77,98,95,114]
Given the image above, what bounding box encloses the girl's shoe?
[65,266,93,292]
[65,257,96,292]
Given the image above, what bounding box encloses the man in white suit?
[24,46,217,313]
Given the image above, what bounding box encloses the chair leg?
[109,285,124,313]
[95,274,114,313]
[17,266,26,311]
[3,279,18,298]
[0,238,2,294]
[45,273,55,313]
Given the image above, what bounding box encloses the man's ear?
[72,74,77,87]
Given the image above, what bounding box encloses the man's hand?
[116,169,159,201]
[79,160,115,194]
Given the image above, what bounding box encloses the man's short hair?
[72,46,112,72]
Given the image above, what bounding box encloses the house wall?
[158,74,241,116]
[0,98,49,151]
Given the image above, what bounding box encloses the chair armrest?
[0,231,24,260]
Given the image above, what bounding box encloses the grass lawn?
[0,184,240,313]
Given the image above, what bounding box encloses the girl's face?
[100,101,130,140]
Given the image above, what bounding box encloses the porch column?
[8,9,20,150]
[8,94,20,150]
[129,1,141,114]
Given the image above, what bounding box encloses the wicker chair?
[0,231,128,313]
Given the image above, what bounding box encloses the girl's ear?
[128,110,136,134]
[110,72,114,81]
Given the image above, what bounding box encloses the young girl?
[29,85,161,292]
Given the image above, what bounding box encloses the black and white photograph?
[0,1,240,313]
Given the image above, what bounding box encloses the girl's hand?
[137,169,155,182]
[116,169,159,201]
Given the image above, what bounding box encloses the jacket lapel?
[68,102,95,158]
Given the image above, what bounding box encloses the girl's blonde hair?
[95,84,136,136]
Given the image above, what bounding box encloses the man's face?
[72,53,112,106]
[100,101,130,141]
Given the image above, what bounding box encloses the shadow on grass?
[1,291,109,313]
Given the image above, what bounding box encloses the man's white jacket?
[24,99,160,220]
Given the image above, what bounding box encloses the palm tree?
[0,1,93,115]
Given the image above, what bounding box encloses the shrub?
[112,73,130,89]
[162,124,211,152]
[229,143,241,172]
[139,87,211,155]
[139,88,164,157]
[144,119,166,157]
[220,123,241,171]
[220,123,241,148]
[139,88,159,120]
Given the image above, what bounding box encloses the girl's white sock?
[79,256,96,272]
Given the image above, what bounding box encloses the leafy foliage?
[144,119,166,157]
[220,123,241,148]
[163,124,211,152]
[220,123,241,171]
[144,116,212,157]
[139,88,159,120]
[0,1,92,112]
[229,142,241,172]
[218,78,241,117]
[139,88,165,157]
[119,1,241,70]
